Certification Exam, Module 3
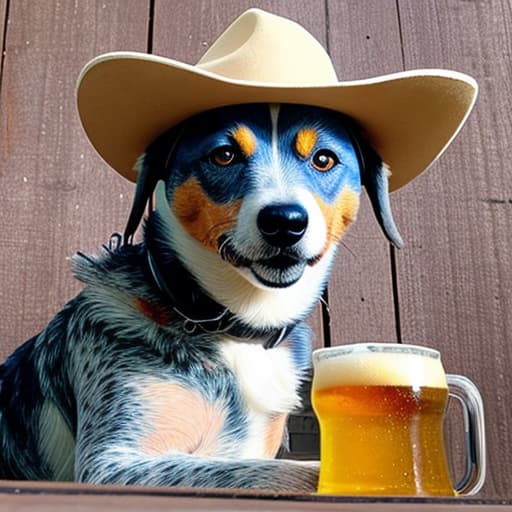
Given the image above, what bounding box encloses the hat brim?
[76,52,477,192]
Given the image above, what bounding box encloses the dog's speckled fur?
[0,103,400,491]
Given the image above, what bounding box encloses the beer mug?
[311,343,486,496]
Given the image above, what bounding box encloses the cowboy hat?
[76,8,477,192]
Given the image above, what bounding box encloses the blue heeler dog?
[0,102,402,490]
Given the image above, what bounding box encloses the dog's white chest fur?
[220,340,301,458]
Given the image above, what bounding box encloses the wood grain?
[394,0,512,499]
[325,0,403,345]
[0,481,510,512]
[0,0,149,359]
[0,495,509,512]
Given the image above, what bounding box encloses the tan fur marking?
[172,177,242,251]
[263,413,288,458]
[295,128,317,159]
[315,187,360,249]
[133,298,172,326]
[232,125,257,157]
[139,381,225,457]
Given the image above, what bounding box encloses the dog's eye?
[311,149,338,172]
[210,146,239,167]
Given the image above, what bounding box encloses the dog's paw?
[270,459,319,493]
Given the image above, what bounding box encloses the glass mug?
[311,343,486,496]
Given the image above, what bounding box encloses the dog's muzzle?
[219,202,320,289]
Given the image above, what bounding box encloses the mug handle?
[446,374,486,495]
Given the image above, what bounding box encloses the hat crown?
[197,9,338,85]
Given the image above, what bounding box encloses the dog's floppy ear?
[123,127,182,245]
[347,123,404,249]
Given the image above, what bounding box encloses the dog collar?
[145,247,293,349]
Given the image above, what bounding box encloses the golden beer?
[312,344,455,496]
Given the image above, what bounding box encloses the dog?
[0,103,401,491]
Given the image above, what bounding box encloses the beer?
[312,344,454,496]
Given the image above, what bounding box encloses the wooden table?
[0,482,510,512]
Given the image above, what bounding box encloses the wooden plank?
[1,494,511,512]
[0,481,510,511]
[325,0,404,344]
[394,0,512,499]
[152,0,328,350]
[0,1,149,360]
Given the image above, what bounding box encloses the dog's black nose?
[257,204,308,247]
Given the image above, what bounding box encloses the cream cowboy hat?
[76,8,477,192]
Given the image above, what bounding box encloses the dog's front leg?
[72,343,318,492]
[77,448,319,492]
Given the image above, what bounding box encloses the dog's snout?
[257,204,308,247]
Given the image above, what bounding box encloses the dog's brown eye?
[311,149,338,172]
[211,146,237,166]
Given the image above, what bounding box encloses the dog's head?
[130,103,401,326]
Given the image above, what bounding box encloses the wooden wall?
[0,0,510,499]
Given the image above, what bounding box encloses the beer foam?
[312,343,447,390]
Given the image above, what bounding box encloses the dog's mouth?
[251,254,306,288]
[218,235,320,288]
